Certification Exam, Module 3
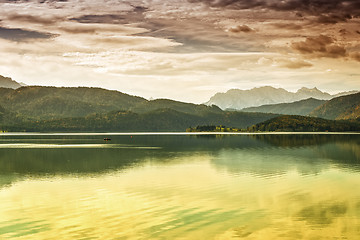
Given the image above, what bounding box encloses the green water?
[0,133,359,239]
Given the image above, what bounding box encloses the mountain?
[242,98,326,116]
[0,86,147,120]
[2,108,278,132]
[1,84,358,132]
[295,87,331,100]
[11,109,276,132]
[129,98,223,115]
[0,86,278,132]
[310,92,360,120]
[0,86,227,120]
[333,90,359,98]
[205,86,356,110]
[248,115,360,132]
[0,75,22,89]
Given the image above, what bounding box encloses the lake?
[0,133,359,239]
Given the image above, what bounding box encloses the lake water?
[0,133,359,239]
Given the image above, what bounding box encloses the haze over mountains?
[0,75,23,89]
[206,86,358,110]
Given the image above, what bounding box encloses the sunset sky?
[0,0,359,103]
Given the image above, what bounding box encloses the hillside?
[129,98,223,115]
[0,86,147,120]
[310,92,360,120]
[206,86,356,110]
[0,75,22,89]
[0,86,278,132]
[0,86,226,120]
[242,98,326,116]
[248,115,360,132]
[1,109,278,132]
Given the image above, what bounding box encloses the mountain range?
[242,98,327,116]
[0,75,359,132]
[206,86,358,110]
[241,93,360,120]
[0,85,277,132]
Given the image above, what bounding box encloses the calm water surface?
[0,133,359,239]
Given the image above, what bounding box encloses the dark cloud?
[271,23,302,30]
[317,13,352,24]
[69,14,127,24]
[0,26,55,41]
[1,0,67,2]
[338,28,348,36]
[188,0,360,22]
[136,19,261,53]
[69,5,147,24]
[58,26,97,34]
[6,14,63,25]
[228,25,254,33]
[292,35,347,58]
[350,52,360,61]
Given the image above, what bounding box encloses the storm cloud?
[6,13,63,25]
[0,26,55,41]
[292,35,347,58]
[228,25,254,33]
[187,0,360,14]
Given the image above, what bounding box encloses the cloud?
[6,13,63,25]
[69,5,147,24]
[70,14,128,24]
[228,25,254,33]
[1,0,68,3]
[292,35,347,58]
[350,52,360,61]
[187,0,360,19]
[317,13,352,24]
[271,23,302,30]
[0,26,56,41]
[280,59,313,69]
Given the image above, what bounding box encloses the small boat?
[103,138,111,141]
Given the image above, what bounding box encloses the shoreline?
[1,131,360,136]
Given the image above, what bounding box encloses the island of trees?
[187,115,360,133]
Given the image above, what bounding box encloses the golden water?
[0,134,359,239]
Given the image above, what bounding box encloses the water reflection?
[0,134,359,239]
[0,134,359,177]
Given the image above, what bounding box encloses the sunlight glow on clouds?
[0,0,359,102]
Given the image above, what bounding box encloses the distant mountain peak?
[297,87,322,93]
[206,86,356,110]
[0,75,22,89]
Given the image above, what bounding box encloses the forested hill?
[310,92,360,120]
[0,86,225,120]
[1,86,359,132]
[249,115,360,132]
[242,98,326,116]
[0,86,278,132]
[0,86,146,119]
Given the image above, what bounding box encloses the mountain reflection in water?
[0,134,359,239]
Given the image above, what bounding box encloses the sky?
[0,0,359,103]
